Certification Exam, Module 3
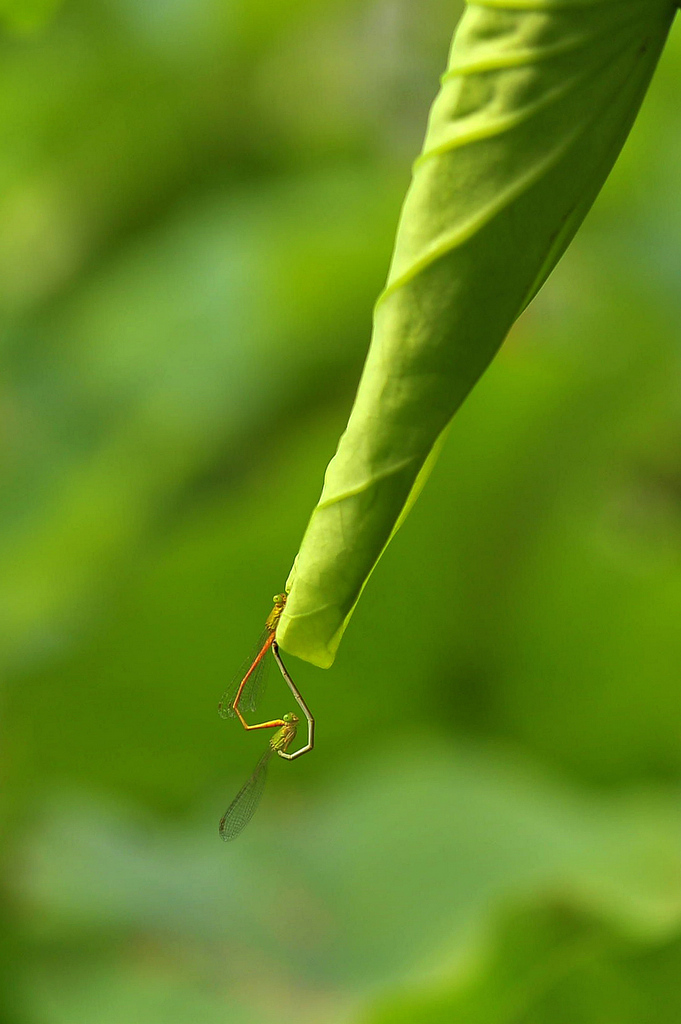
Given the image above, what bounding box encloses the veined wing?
[219,748,273,841]
[218,628,273,718]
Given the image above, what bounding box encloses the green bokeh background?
[1,2,680,1022]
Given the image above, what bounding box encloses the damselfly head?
[283,712,299,724]
[266,593,287,632]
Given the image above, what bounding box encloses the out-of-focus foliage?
[366,900,681,1024]
[0,0,61,33]
[0,2,680,1023]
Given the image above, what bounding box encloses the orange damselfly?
[218,593,287,721]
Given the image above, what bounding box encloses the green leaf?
[278,0,678,667]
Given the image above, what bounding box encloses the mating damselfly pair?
[218,593,314,840]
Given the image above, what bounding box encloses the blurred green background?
[1,1,680,1021]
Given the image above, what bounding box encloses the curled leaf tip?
[281,0,676,667]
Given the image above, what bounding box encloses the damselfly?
[219,712,299,841]
[218,593,286,721]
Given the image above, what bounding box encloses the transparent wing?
[218,629,272,719]
[219,748,273,841]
